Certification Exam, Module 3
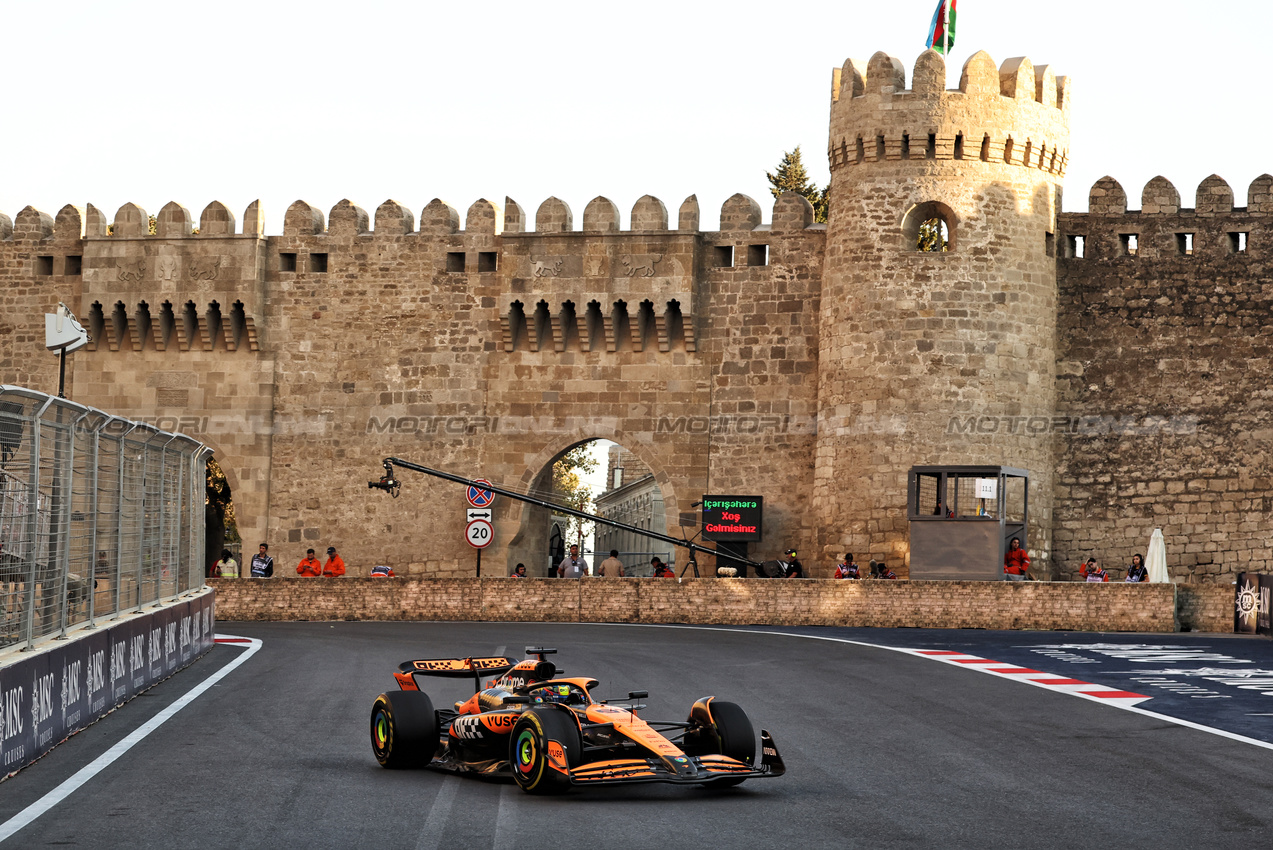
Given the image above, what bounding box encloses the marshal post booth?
[907,466,1030,581]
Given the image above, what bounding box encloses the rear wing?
[394,656,515,691]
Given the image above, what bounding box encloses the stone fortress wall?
[1,45,1269,584]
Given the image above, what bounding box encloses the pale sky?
[2,1,1267,232]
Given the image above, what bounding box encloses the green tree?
[552,445,598,546]
[205,457,239,574]
[767,146,829,223]
[917,218,948,252]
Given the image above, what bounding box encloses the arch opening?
[902,201,957,252]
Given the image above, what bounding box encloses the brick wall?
[1175,583,1233,633]
[209,577,1195,632]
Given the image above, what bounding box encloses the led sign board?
[701,495,763,542]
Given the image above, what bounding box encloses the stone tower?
[815,49,1071,575]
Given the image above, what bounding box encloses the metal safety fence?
[0,385,210,651]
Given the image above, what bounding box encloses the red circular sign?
[467,479,495,508]
[466,518,493,549]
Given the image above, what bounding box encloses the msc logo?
[87,650,106,696]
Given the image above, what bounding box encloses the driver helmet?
[533,684,574,704]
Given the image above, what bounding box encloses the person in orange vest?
[323,546,346,577]
[651,557,675,578]
[1003,537,1030,581]
[369,564,395,577]
[296,548,322,577]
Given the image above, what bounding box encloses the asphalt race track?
[2,622,1272,849]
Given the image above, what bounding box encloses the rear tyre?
[510,708,581,795]
[684,699,755,786]
[370,691,437,769]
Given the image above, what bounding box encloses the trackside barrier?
[206,578,1213,632]
[0,590,215,777]
[0,386,211,651]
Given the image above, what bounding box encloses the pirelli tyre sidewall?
[510,707,581,794]
[371,690,438,769]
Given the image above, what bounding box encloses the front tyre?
[510,708,581,795]
[370,691,438,769]
[684,698,756,786]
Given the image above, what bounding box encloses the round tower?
[815,48,1071,576]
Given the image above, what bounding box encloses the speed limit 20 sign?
[466,518,493,549]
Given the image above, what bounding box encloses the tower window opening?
[35,256,54,276]
[876,135,886,161]
[926,134,936,159]
[979,135,991,162]
[901,134,910,159]
[1066,235,1086,259]
[714,245,734,268]
[1120,234,1138,256]
[309,252,328,273]
[954,134,964,160]
[447,251,466,272]
[279,252,297,272]
[1045,232,1056,258]
[64,255,82,276]
[855,137,865,163]
[1228,232,1248,253]
[1175,233,1194,256]
[478,251,498,272]
[903,202,956,253]
[747,245,769,267]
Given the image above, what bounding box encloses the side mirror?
[628,690,648,700]
[502,695,530,705]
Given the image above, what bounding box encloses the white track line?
[603,623,1273,753]
[0,634,262,844]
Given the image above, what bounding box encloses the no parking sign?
[466,479,495,508]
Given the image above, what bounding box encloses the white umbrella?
[1145,528,1170,583]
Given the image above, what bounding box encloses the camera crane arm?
[368,457,765,571]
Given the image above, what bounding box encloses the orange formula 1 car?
[369,647,785,794]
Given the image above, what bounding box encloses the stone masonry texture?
[208,578,1215,633]
[0,46,1267,594]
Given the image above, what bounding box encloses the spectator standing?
[1080,558,1108,582]
[323,546,346,577]
[651,557,675,578]
[510,563,527,578]
[597,550,625,577]
[1125,553,1148,583]
[249,543,274,578]
[213,548,239,578]
[557,544,589,578]
[783,549,805,578]
[877,562,898,579]
[1004,537,1030,581]
[834,553,860,579]
[296,549,322,577]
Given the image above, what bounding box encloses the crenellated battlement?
[1060,173,1273,261]
[0,192,821,243]
[828,49,1069,177]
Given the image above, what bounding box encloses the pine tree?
[766,146,829,223]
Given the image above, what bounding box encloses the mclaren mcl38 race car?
[369,647,785,794]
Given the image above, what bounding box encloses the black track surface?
[2,622,1272,849]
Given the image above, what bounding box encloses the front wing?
[564,730,786,787]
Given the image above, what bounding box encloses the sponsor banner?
[1260,575,1273,638]
[1235,573,1264,635]
[0,590,215,777]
